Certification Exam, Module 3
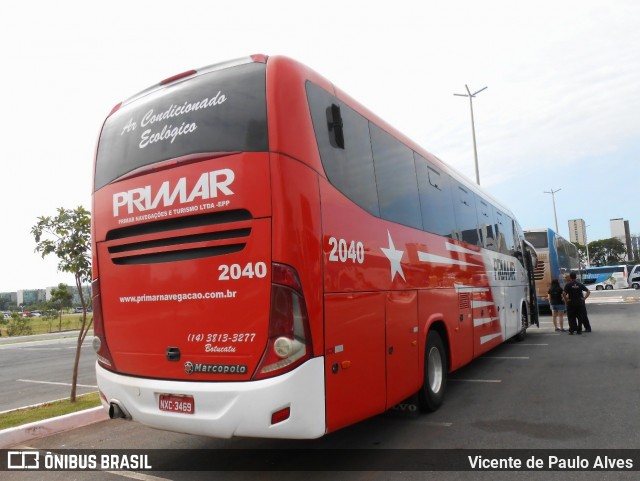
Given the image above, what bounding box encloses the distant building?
[45,284,74,301]
[610,218,632,261]
[1,285,92,308]
[72,285,92,306]
[630,234,640,262]
[17,289,46,307]
[0,291,17,310]
[46,284,91,306]
[568,219,587,245]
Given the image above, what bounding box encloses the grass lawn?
[0,392,102,430]
[0,314,92,337]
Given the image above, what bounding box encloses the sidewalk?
[0,406,108,448]
[586,296,640,303]
[0,329,90,345]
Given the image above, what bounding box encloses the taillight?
[91,279,116,370]
[253,263,312,380]
[250,54,268,63]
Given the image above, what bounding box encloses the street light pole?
[585,224,591,267]
[454,84,487,185]
[544,188,561,233]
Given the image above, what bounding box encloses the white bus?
[581,265,629,291]
[628,265,640,289]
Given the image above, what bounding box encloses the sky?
[1,0,639,292]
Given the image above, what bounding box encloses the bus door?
[324,292,386,432]
[456,287,475,367]
[385,290,420,409]
[524,240,540,327]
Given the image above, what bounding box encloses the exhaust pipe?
[109,401,131,420]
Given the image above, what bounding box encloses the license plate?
[159,394,195,414]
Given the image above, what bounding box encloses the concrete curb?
[0,406,108,448]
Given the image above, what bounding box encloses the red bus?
[92,54,539,439]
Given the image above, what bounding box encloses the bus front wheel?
[419,330,447,412]
[514,307,528,342]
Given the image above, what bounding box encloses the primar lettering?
[113,169,235,216]
[493,258,516,281]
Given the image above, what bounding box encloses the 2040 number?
[218,262,267,281]
[328,237,365,264]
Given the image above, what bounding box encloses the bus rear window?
[95,62,268,190]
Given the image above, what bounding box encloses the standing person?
[563,271,590,335]
[547,278,566,332]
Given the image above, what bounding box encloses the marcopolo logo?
[184,361,247,375]
[112,169,235,217]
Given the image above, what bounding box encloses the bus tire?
[605,284,613,290]
[419,330,447,412]
[514,306,527,342]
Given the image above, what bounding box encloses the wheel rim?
[427,346,443,393]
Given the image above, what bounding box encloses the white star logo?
[381,230,405,282]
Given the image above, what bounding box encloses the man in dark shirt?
[562,271,591,334]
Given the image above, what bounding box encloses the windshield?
[524,231,548,249]
[95,61,268,190]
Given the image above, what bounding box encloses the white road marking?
[108,472,172,481]
[17,379,98,388]
[449,379,501,383]
[481,356,530,359]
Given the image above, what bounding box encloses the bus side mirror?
[327,104,345,149]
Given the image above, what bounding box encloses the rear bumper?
[96,357,326,439]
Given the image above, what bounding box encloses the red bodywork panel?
[94,153,273,381]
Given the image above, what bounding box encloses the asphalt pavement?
[0,289,640,448]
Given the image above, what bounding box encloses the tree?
[31,206,92,402]
[588,238,627,266]
[50,283,73,332]
[573,242,588,268]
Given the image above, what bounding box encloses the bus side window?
[452,183,481,246]
[494,209,515,256]
[415,157,456,238]
[306,81,380,217]
[477,198,497,251]
[370,123,422,230]
[513,221,526,266]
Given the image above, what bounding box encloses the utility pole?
[544,188,561,233]
[585,224,591,267]
[454,84,487,185]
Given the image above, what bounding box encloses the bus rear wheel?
[419,330,447,412]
